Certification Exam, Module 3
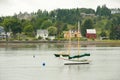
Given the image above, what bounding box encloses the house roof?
[86,29,96,34]
[37,29,48,34]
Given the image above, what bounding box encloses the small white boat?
[59,55,91,65]
[64,59,91,65]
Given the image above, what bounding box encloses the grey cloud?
[0,0,8,3]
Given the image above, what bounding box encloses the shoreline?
[0,40,120,45]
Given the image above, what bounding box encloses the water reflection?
[64,65,90,72]
[0,42,120,50]
[0,43,120,80]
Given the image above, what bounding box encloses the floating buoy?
[33,55,35,58]
[42,62,45,66]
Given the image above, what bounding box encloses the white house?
[0,26,12,39]
[36,29,48,40]
[0,26,6,39]
[0,26,4,33]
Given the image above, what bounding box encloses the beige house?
[64,30,81,39]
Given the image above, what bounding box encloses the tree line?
[0,5,120,40]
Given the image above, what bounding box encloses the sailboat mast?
[78,21,80,55]
[68,30,71,55]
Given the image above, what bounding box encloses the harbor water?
[0,43,120,80]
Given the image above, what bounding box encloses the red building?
[86,29,96,39]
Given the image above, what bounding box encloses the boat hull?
[64,59,90,65]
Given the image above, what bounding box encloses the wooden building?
[86,29,96,39]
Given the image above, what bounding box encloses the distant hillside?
[0,5,120,40]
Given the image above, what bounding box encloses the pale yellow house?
[64,30,81,39]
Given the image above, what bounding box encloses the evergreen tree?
[81,19,93,37]
[96,6,101,16]
[96,5,111,16]
[109,16,120,40]
[110,25,120,40]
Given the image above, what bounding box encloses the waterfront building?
[86,29,96,39]
[36,29,48,40]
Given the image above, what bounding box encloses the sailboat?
[54,22,90,65]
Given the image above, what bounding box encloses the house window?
[75,34,77,37]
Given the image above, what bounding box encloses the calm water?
[0,43,120,80]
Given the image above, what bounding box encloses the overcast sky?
[0,0,120,16]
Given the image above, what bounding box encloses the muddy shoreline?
[0,40,120,45]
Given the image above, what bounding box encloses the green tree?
[100,30,107,37]
[2,17,22,38]
[105,20,112,30]
[23,25,34,37]
[30,17,37,31]
[96,5,111,16]
[101,5,111,16]
[96,6,101,16]
[2,17,11,32]
[109,25,120,40]
[37,9,43,18]
[34,18,47,29]
[47,26,57,36]
[55,8,95,24]
[10,18,21,34]
[41,20,52,29]
[54,21,66,38]
[109,16,120,40]
[81,19,93,37]
[67,24,75,30]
